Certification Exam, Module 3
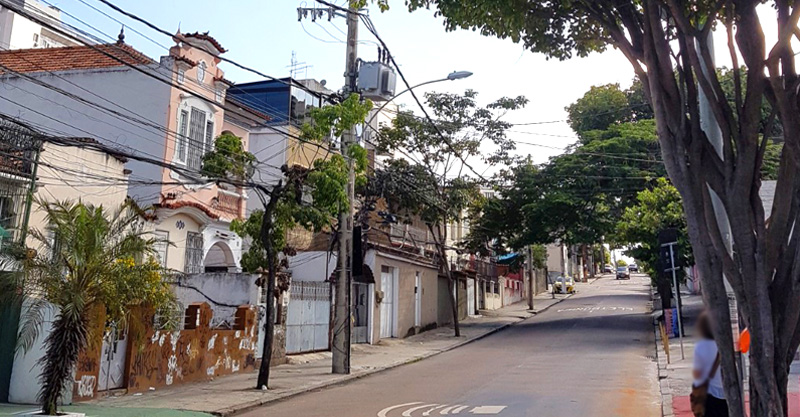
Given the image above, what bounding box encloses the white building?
[0,0,93,50]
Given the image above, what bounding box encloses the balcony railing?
[0,119,40,178]
[389,223,435,254]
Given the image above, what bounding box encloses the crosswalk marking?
[422,405,446,416]
[470,406,507,414]
[403,404,438,417]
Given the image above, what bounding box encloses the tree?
[616,178,693,310]
[405,1,800,414]
[202,94,370,389]
[0,200,174,415]
[566,84,632,138]
[373,90,526,336]
[616,259,627,267]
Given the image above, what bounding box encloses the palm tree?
[0,199,174,416]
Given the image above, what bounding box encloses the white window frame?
[214,88,223,103]
[153,230,169,267]
[177,68,185,84]
[176,109,189,163]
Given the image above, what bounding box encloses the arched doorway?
[204,241,236,273]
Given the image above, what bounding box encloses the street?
[240,275,661,417]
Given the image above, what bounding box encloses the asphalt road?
[239,274,661,417]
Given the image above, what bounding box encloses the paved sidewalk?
[652,289,800,416]
[0,404,212,416]
[82,289,572,416]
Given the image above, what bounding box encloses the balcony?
[388,223,435,254]
[214,189,243,218]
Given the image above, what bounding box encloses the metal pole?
[332,4,358,375]
[669,244,685,359]
[527,245,534,310]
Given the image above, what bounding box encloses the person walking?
[691,312,728,417]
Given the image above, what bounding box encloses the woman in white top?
[692,312,728,417]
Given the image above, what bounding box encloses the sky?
[50,0,787,173]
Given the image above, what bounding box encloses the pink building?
[0,31,266,274]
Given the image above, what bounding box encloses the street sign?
[657,228,684,359]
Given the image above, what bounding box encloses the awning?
[495,252,519,264]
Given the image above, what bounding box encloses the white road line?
[378,402,423,417]
[403,404,439,417]
[470,405,507,414]
[451,405,469,414]
[440,406,458,415]
[423,405,447,416]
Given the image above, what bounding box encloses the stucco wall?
[172,273,259,328]
[0,68,171,204]
[289,251,337,282]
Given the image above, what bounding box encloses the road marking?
[378,402,423,417]
[439,406,458,415]
[403,404,439,417]
[451,406,469,414]
[423,405,447,415]
[557,306,633,313]
[470,406,507,414]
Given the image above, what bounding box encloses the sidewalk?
[652,289,800,416]
[69,290,573,416]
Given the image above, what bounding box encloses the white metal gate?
[380,266,396,338]
[98,325,127,391]
[286,281,330,354]
[467,279,475,316]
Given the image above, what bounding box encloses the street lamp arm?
[366,78,449,127]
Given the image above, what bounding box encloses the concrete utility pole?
[527,245,534,310]
[330,4,359,375]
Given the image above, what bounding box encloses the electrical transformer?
[357,61,397,101]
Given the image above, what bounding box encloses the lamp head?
[447,71,473,81]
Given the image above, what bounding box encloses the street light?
[366,70,473,127]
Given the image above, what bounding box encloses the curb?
[215,295,572,416]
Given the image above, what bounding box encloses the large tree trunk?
[255,183,283,390]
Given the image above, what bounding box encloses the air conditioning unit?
[357,62,397,101]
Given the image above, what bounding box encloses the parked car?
[604,264,614,274]
[553,276,576,294]
[628,263,639,273]
[616,266,630,280]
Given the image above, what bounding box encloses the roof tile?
[0,43,154,75]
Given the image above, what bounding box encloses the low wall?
[73,303,258,401]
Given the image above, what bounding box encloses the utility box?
[358,61,397,101]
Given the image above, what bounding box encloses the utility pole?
[527,245,534,310]
[331,4,359,375]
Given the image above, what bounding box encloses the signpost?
[659,228,685,359]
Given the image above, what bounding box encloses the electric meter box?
[358,61,397,101]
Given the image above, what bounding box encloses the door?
[414,272,421,327]
[351,283,369,344]
[380,266,396,338]
[285,281,330,354]
[98,324,127,391]
[184,231,204,274]
[467,278,475,316]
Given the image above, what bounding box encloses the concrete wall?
[8,301,71,405]
[289,251,337,282]
[367,250,439,341]
[172,273,259,328]
[0,68,171,204]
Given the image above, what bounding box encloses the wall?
[0,68,171,204]
[7,301,72,405]
[172,273,259,328]
[73,303,258,401]
[368,249,439,341]
[289,251,337,282]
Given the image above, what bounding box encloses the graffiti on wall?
[73,303,259,401]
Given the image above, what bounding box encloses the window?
[184,231,204,274]
[153,230,169,267]
[205,121,214,153]
[215,88,223,103]
[197,61,206,84]
[177,68,185,84]
[0,196,16,248]
[32,33,39,47]
[186,107,207,171]
[176,110,188,162]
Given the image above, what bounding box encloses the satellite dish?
[320,79,327,86]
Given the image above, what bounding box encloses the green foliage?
[201,132,256,181]
[761,141,783,181]
[205,97,370,274]
[616,259,628,267]
[566,84,630,137]
[615,178,692,282]
[0,199,174,415]
[529,244,547,270]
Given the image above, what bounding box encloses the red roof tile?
[182,32,227,53]
[0,43,154,75]
[155,200,220,220]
